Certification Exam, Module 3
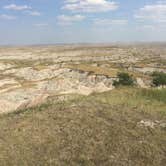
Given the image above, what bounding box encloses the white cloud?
[4,4,31,11]
[0,14,16,20]
[63,0,118,13]
[94,18,128,26]
[27,11,41,16]
[3,4,41,17]
[57,14,85,25]
[135,1,166,23]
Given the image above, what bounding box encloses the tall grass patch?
[138,88,166,103]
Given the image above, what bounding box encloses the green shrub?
[113,72,134,87]
[152,72,166,87]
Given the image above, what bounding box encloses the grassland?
[0,88,165,166]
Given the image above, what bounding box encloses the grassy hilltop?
[0,87,165,166]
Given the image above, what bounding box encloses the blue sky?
[0,0,166,45]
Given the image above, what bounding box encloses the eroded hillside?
[0,44,165,113]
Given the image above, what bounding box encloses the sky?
[0,0,166,45]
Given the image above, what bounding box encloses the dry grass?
[66,64,119,77]
[66,63,149,80]
[0,88,165,166]
[137,88,166,103]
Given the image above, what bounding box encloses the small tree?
[113,72,134,87]
[152,72,166,87]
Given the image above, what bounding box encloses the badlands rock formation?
[0,44,165,113]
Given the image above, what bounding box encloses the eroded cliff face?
[0,65,117,113]
[0,45,165,113]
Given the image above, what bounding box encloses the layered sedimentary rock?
[0,45,165,113]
